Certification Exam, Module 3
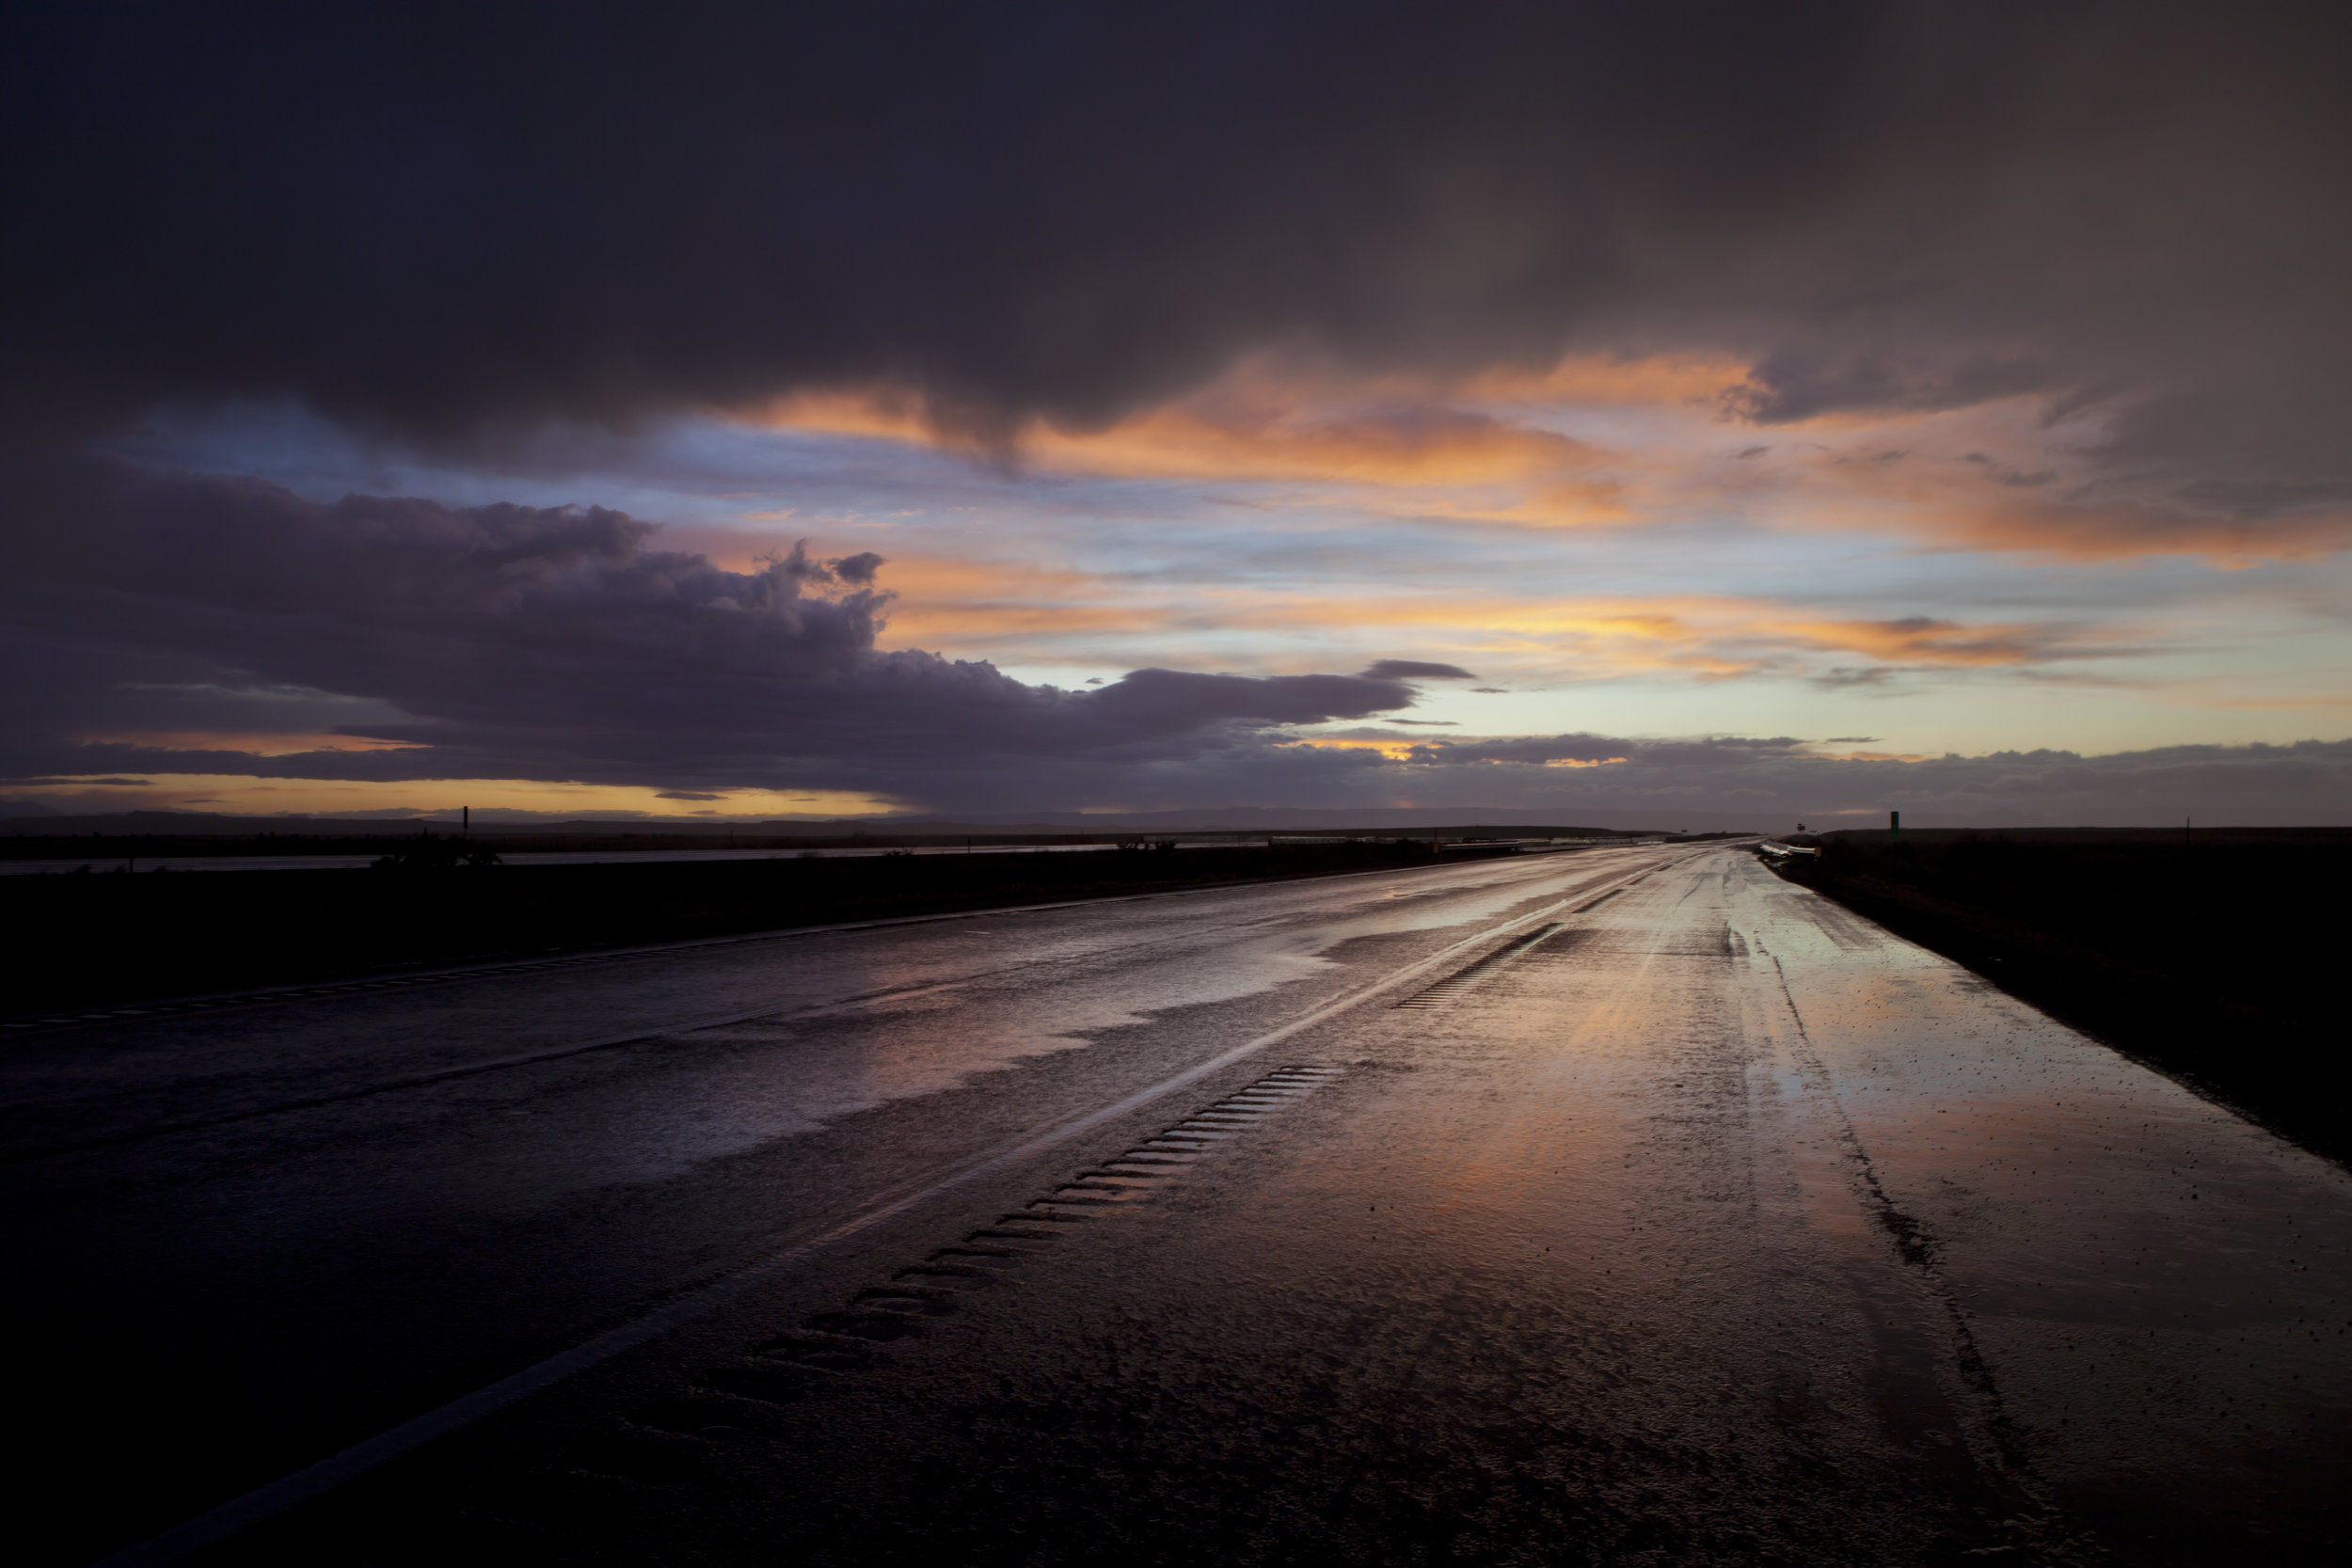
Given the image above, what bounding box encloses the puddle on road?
[494,859,1633,1182]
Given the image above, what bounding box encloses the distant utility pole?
[462,805,469,834]
[1890,810,1900,839]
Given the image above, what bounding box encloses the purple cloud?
[0,458,1422,804]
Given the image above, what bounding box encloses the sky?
[4,2,2350,827]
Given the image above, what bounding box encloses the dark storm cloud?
[6,3,2349,818]
[1088,669,1422,731]
[0,459,1418,797]
[3,2,2347,523]
[1400,734,1816,768]
[1349,735,2352,828]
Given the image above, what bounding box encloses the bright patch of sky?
[107,382,2352,765]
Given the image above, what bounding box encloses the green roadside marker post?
[1890,810,1900,840]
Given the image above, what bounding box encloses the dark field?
[1,839,1498,1017]
[1772,829,2352,1168]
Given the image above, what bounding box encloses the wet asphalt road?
[10,847,2352,1564]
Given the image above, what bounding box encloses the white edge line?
[93,855,1677,1567]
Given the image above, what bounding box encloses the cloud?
[1723,353,2055,426]
[1398,735,1815,769]
[827,551,883,585]
[5,2,2347,541]
[1759,405,2352,561]
[4,461,2341,826]
[0,458,1424,805]
[819,537,2148,688]
[1,455,2163,816]
[1304,594,2136,683]
[1283,733,2352,827]
[5,6,2348,823]
[762,380,1611,492]
[1812,668,1898,689]
[757,359,2352,562]
[1081,668,1412,732]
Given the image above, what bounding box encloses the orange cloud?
[857,550,2128,689]
[1452,354,1752,407]
[1197,592,2103,675]
[759,381,1623,514]
[1722,397,2352,563]
[1280,736,1636,764]
[1281,735,1422,760]
[749,357,1645,529]
[1933,492,2352,564]
[1028,403,1605,490]
[1770,615,2090,667]
[747,356,2352,562]
[871,557,1197,645]
[7,774,900,819]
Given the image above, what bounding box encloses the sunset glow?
[7,7,2348,827]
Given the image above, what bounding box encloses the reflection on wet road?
[17,848,2352,1563]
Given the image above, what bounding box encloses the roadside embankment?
[1767,831,2352,1167]
[2,840,1501,1016]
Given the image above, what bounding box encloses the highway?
[8,846,2349,1564]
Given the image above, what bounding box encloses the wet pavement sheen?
[17,848,2352,1563]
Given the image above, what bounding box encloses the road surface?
[7,847,2348,1564]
